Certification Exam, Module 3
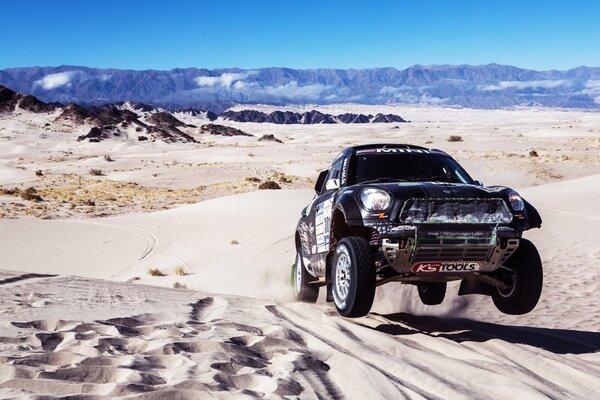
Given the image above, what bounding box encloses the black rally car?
[293,144,543,317]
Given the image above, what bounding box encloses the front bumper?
[380,224,519,273]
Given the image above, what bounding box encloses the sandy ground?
[0,105,600,398]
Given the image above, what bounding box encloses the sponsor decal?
[314,198,333,253]
[370,212,388,219]
[341,157,348,185]
[356,148,430,155]
[412,261,481,273]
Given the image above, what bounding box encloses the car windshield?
[355,153,473,184]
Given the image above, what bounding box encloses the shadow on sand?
[369,312,600,355]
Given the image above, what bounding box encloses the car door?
[301,158,344,277]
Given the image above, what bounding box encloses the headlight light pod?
[507,190,525,212]
[360,188,392,211]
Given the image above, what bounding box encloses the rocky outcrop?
[0,85,57,113]
[258,134,283,143]
[146,111,187,127]
[372,113,407,123]
[77,126,122,142]
[221,109,406,124]
[54,104,95,124]
[200,124,253,137]
[337,113,372,123]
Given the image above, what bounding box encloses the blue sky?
[2,0,599,71]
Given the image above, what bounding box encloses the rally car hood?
[337,181,542,229]
[375,181,516,199]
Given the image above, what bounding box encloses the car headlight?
[507,191,525,212]
[360,188,392,211]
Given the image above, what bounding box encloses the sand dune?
[1,173,600,398]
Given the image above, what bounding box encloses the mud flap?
[458,274,493,296]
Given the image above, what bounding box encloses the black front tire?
[292,250,319,303]
[492,238,543,315]
[331,237,376,317]
[417,282,447,305]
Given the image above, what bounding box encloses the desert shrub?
[278,175,292,183]
[148,268,164,276]
[246,177,261,182]
[529,150,539,157]
[175,266,186,276]
[258,180,281,190]
[230,240,240,245]
[173,282,187,289]
[447,135,463,142]
[1,188,19,196]
[104,154,114,162]
[138,135,148,141]
[20,187,43,202]
[35,170,44,176]
[82,199,95,206]
[89,168,103,176]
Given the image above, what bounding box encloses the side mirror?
[325,178,340,191]
[473,180,483,186]
[314,170,328,193]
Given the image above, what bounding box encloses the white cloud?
[34,71,77,90]
[259,81,330,99]
[195,71,257,88]
[582,80,600,95]
[479,80,568,91]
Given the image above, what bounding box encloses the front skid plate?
[382,238,520,273]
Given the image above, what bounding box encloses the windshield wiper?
[360,177,409,184]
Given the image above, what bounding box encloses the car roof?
[341,143,450,156]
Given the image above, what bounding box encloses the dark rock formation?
[337,113,372,123]
[0,85,20,112]
[146,111,187,127]
[0,85,57,113]
[200,124,253,137]
[258,134,283,143]
[221,109,406,124]
[372,113,407,123]
[77,126,120,142]
[54,104,95,124]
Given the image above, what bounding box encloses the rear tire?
[417,282,447,305]
[292,250,319,303]
[492,239,543,315]
[331,237,376,317]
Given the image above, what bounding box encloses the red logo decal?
[412,262,481,273]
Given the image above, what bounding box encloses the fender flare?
[334,192,364,226]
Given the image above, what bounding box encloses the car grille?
[413,225,496,262]
[412,242,492,262]
[399,198,513,224]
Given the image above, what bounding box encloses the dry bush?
[35,170,44,176]
[529,150,539,157]
[82,199,95,206]
[20,187,43,202]
[447,135,463,142]
[246,177,261,183]
[175,266,186,276]
[230,239,240,245]
[104,154,114,162]
[258,180,281,190]
[89,168,104,176]
[278,176,292,183]
[173,282,187,289]
[1,188,19,196]
[148,268,164,277]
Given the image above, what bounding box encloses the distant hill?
[1,64,600,110]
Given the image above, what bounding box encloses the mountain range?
[1,64,600,110]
